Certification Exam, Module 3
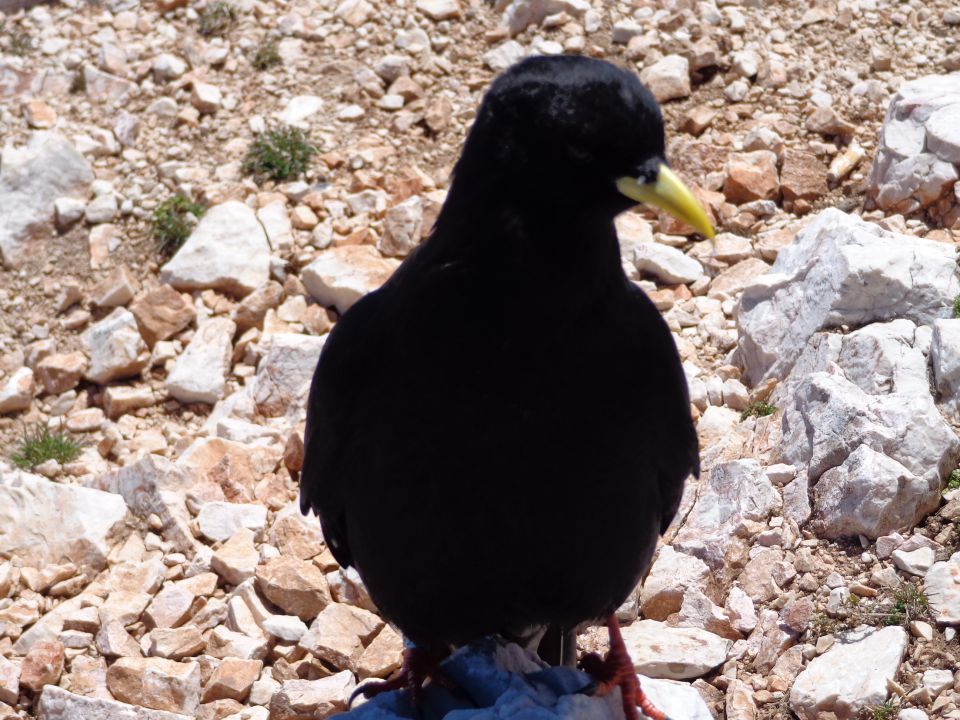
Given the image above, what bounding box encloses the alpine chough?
[300,55,713,720]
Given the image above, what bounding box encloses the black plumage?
[300,55,705,713]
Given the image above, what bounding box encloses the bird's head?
[452,55,714,239]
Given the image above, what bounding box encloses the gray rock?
[737,209,958,384]
[160,201,271,297]
[0,132,93,267]
[931,318,960,415]
[866,73,960,218]
[925,551,960,624]
[790,626,908,720]
[673,459,780,569]
[166,318,236,405]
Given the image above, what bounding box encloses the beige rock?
[268,672,356,720]
[0,366,34,413]
[725,679,757,720]
[23,99,57,129]
[91,266,139,308]
[147,626,206,660]
[201,658,262,702]
[724,151,780,204]
[96,620,144,658]
[737,547,784,603]
[415,0,460,20]
[104,385,157,419]
[640,55,691,102]
[298,603,383,671]
[378,196,423,258]
[20,640,65,692]
[205,626,269,661]
[0,655,19,705]
[256,556,332,621]
[99,590,152,626]
[707,258,771,300]
[641,546,715,621]
[191,82,222,114]
[130,285,196,347]
[145,582,198,629]
[61,654,110,699]
[211,528,260,586]
[166,317,236,404]
[357,624,404,679]
[107,657,201,716]
[35,352,88,395]
[805,106,856,138]
[780,149,829,205]
[37,684,194,719]
[232,281,283,332]
[301,246,399,314]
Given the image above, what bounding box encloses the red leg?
[579,615,671,720]
[350,646,452,708]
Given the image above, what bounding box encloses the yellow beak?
[616,164,715,239]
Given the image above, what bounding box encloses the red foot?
[350,646,453,708]
[580,615,671,720]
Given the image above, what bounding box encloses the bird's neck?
[430,184,626,297]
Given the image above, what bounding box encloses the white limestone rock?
[866,73,960,218]
[621,620,730,680]
[160,201,271,297]
[38,685,192,719]
[631,242,704,285]
[251,333,327,422]
[0,131,93,267]
[0,465,129,573]
[197,502,268,543]
[737,209,958,385]
[82,307,150,384]
[278,95,324,126]
[166,317,236,405]
[640,55,691,103]
[302,246,399,314]
[925,552,960,625]
[637,675,714,720]
[931,318,960,415]
[673,459,780,569]
[257,201,294,253]
[781,371,959,537]
[494,0,589,35]
[482,40,527,72]
[640,546,715,621]
[790,626,908,720]
[0,366,34,413]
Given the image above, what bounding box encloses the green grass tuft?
[251,37,281,70]
[197,1,238,37]
[243,126,317,182]
[954,294,960,319]
[947,469,960,491]
[9,424,84,470]
[740,401,777,421]
[870,699,898,720]
[884,584,930,627]
[152,195,205,256]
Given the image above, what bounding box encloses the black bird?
[300,55,712,720]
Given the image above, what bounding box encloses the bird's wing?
[299,289,386,570]
[625,281,700,534]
